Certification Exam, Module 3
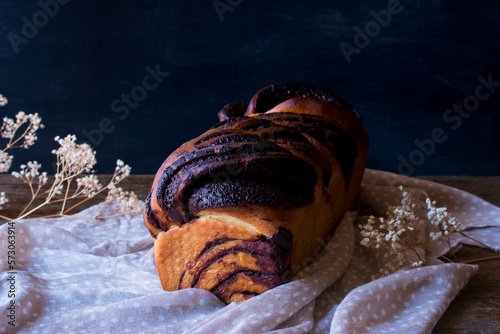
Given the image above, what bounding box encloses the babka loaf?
[144,83,368,304]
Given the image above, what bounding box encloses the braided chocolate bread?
[144,83,368,304]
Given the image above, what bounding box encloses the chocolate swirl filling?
[150,113,357,229]
[182,227,293,302]
[154,120,319,226]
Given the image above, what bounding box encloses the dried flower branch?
[0,95,143,221]
[359,186,424,278]
[426,197,462,240]
[359,186,500,279]
[0,107,44,175]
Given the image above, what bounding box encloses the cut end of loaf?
[154,215,293,304]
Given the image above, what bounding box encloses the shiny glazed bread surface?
[144,83,368,304]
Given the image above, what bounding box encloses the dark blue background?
[1,0,499,176]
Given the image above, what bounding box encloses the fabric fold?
[0,169,498,333]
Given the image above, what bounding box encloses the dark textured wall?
[0,0,499,176]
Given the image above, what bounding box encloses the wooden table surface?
[1,174,499,333]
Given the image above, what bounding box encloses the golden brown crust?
[144,83,368,304]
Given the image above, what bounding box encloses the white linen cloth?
[1,169,499,334]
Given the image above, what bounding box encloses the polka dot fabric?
[0,169,498,333]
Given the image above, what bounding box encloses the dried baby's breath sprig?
[0,98,45,205]
[62,157,143,218]
[359,186,424,279]
[0,135,143,221]
[0,111,44,175]
[1,111,44,150]
[76,174,102,198]
[0,95,143,220]
[101,183,143,215]
[424,197,500,264]
[359,186,500,279]
[426,197,461,240]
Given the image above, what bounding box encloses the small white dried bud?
[105,183,143,214]
[0,191,8,207]
[0,151,13,173]
[0,94,8,107]
[76,174,102,197]
[53,135,97,174]
[113,160,131,183]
